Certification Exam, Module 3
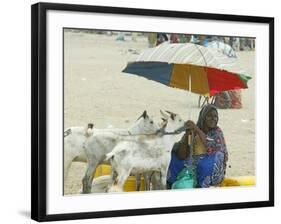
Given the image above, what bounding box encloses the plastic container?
[94,164,145,191]
[220,176,256,187]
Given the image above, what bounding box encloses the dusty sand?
[64,31,255,195]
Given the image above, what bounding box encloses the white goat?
[64,124,132,181]
[82,111,159,193]
[64,111,158,182]
[106,111,185,192]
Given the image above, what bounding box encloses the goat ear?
[142,110,148,119]
[161,117,167,122]
[137,110,148,121]
[159,119,168,131]
[160,110,169,119]
[88,123,94,129]
[85,123,94,137]
[165,110,176,120]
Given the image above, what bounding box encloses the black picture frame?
[31,2,274,222]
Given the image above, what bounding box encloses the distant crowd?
[64,29,255,51]
[148,32,255,51]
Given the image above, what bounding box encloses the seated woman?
[186,104,228,188]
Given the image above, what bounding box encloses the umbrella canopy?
[206,40,237,58]
[122,43,251,97]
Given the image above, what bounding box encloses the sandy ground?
[64,31,255,195]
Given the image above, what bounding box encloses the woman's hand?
[185,120,197,132]
[185,120,207,147]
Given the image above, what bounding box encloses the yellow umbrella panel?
[170,64,210,96]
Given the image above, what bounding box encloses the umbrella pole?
[188,66,194,167]
[188,65,192,119]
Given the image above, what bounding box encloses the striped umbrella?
[122,42,251,97]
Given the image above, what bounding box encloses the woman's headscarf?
[196,104,218,130]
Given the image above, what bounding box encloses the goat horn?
[160,110,169,119]
[165,110,176,115]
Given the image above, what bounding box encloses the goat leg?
[82,159,97,193]
[135,174,141,191]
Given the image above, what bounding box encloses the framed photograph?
[31,2,274,222]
